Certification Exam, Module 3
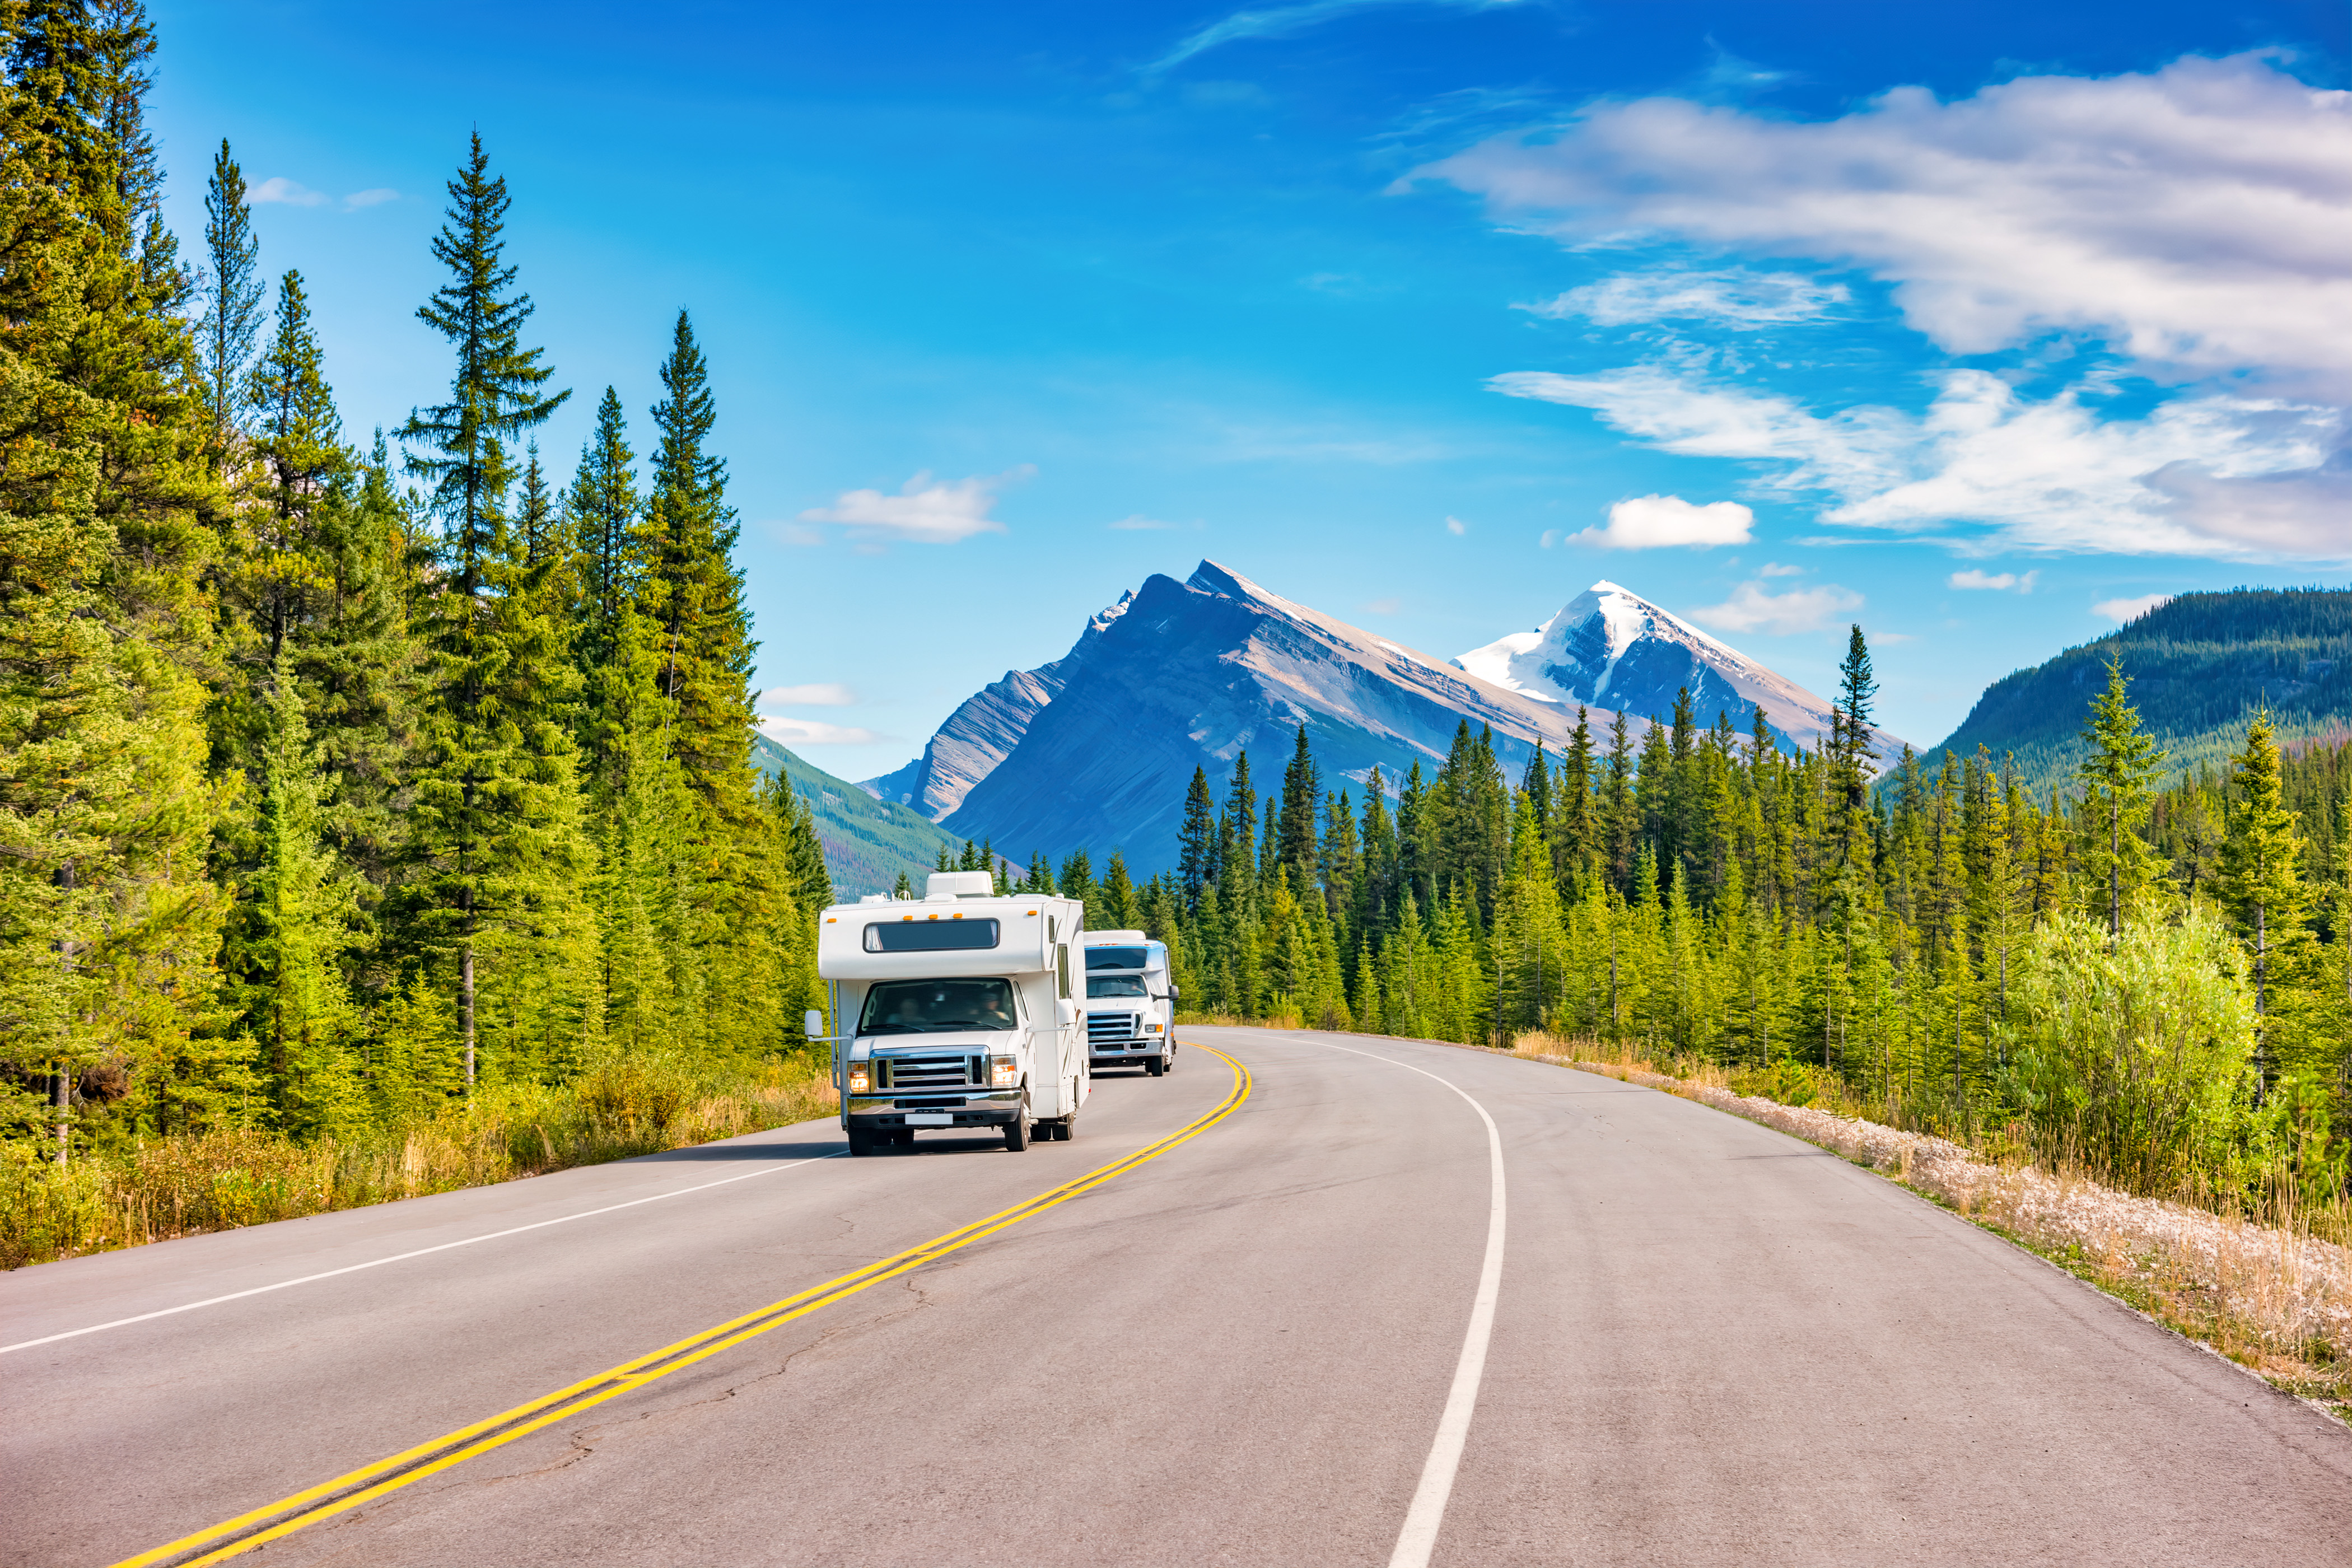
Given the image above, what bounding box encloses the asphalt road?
[4,1028,2347,1567]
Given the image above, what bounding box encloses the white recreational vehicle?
[1080,931,1177,1076]
[811,871,1090,1155]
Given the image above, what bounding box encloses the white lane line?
[1314,1039,1506,1568]
[2,1148,847,1355]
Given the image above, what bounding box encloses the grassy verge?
[1,1054,838,1271]
[1509,1034,2350,1425]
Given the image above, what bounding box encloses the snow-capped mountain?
[1453,580,1907,755]
[869,561,1609,869]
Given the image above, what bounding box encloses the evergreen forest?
[2,4,833,1258]
[1009,637,2351,1221]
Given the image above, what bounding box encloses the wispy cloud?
[251,176,399,212]
[1520,268,1846,329]
[1949,568,2038,592]
[1445,515,1468,535]
[758,716,884,748]
[1108,514,1176,530]
[762,683,857,707]
[1757,561,1803,576]
[1362,596,1403,614]
[1568,493,1752,549]
[799,467,1030,546]
[1144,0,1528,78]
[1418,53,2352,395]
[1686,579,1863,635]
[250,176,326,207]
[1491,365,2346,561]
[2093,592,2174,623]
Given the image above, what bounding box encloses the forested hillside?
[1014,634,2349,1221]
[1929,589,2350,794]
[1,5,834,1236]
[752,735,960,899]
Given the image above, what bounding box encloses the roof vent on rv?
[926,870,996,900]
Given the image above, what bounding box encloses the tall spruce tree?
[197,138,262,451]
[396,135,587,1085]
[2075,656,2167,941]
[1,0,227,1154]
[2218,708,2312,1100]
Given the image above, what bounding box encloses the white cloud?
[2093,592,2174,623]
[1949,568,2039,591]
[762,683,857,707]
[1445,515,1468,534]
[1108,514,1175,530]
[250,176,327,207]
[1539,528,1559,548]
[251,178,398,211]
[1686,580,1863,635]
[777,522,825,547]
[1491,364,2347,561]
[1757,561,1803,576]
[1363,596,1403,614]
[1417,54,2352,394]
[1520,268,1847,329]
[1145,0,1526,77]
[1567,492,1753,549]
[758,716,884,748]
[799,467,1029,545]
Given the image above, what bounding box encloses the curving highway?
[3,1028,2347,1567]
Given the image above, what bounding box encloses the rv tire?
[847,1128,882,1158]
[1004,1104,1032,1152]
[1146,1054,1165,1077]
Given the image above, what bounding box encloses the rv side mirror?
[804,1010,825,1040]
[1057,999,1077,1028]
[1169,985,1180,1001]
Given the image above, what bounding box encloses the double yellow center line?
[115,1043,1253,1568]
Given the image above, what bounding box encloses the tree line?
[1002,631,2349,1206]
[3,3,829,1166]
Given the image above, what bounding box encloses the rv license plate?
[904,1113,953,1127]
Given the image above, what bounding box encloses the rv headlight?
[990,1054,1020,1089]
[846,1060,871,1094]
[1144,1022,1163,1033]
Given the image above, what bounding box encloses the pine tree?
[1178,765,1214,911]
[395,134,587,1084]
[1277,724,1319,888]
[2075,656,2167,941]
[638,310,753,819]
[0,2,226,1154]
[2218,708,2313,1100]
[197,137,263,451]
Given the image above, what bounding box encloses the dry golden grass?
[1,1057,837,1270]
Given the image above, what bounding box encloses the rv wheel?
[1146,1054,1165,1077]
[1004,1104,1032,1152]
[847,1128,881,1157]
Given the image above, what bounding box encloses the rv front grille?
[1086,1013,1137,1044]
[880,1054,972,1090]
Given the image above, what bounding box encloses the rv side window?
[864,918,1000,953]
[1057,944,1070,999]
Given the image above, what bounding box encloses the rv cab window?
[858,979,1018,1035]
[1086,975,1147,998]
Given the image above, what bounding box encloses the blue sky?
[150,0,2350,775]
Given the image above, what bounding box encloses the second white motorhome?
[813,871,1090,1155]
[1081,930,1177,1076]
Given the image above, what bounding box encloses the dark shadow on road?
[636,1140,844,1163]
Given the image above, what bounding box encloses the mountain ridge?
[927,560,1624,868]
[1925,586,2351,794]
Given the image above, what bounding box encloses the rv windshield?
[1086,975,1147,998]
[1084,946,1149,971]
[858,978,1018,1036]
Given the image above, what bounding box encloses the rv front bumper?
[845,1089,1024,1129]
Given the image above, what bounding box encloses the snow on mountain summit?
[1453,581,1904,754]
